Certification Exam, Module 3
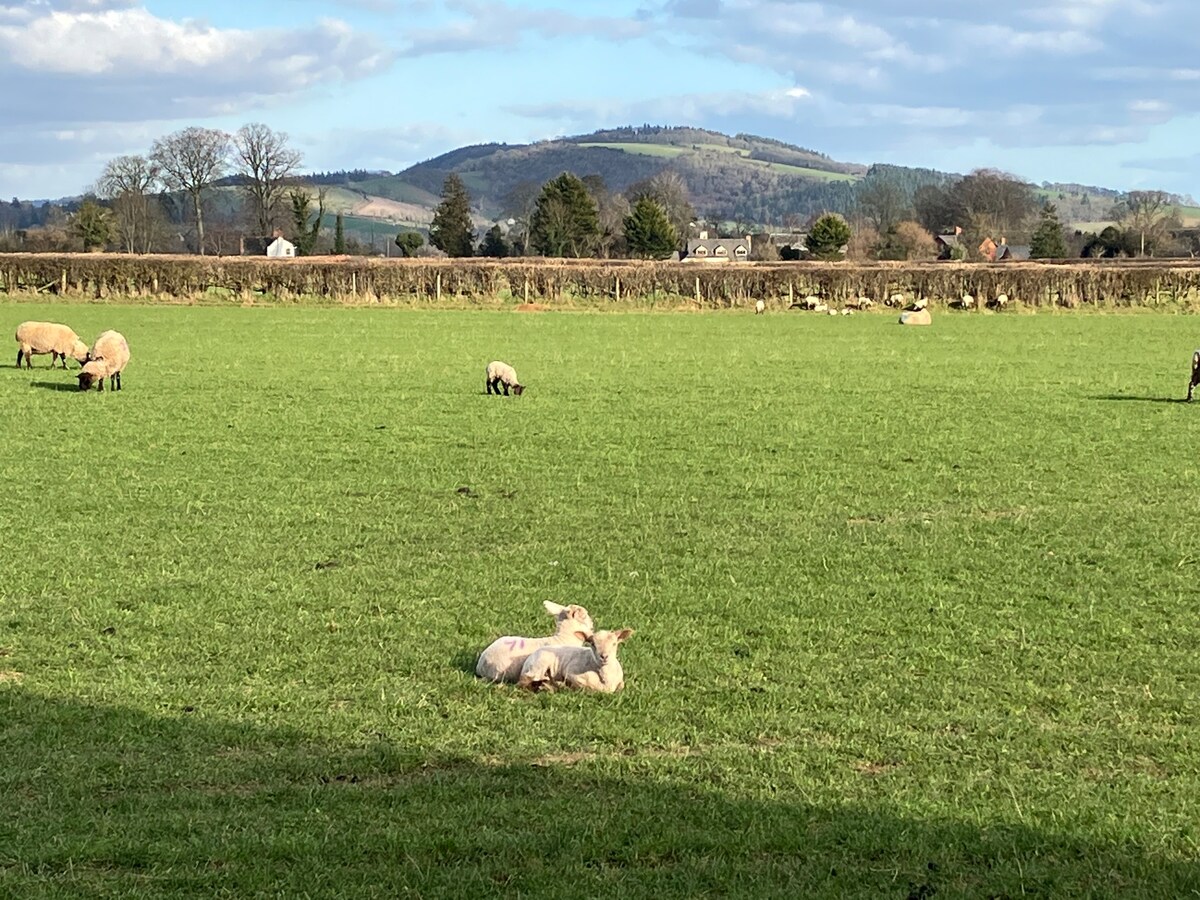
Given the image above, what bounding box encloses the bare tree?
[97,154,161,253]
[151,127,230,254]
[625,170,695,242]
[233,123,303,237]
[1112,190,1176,256]
[856,175,910,233]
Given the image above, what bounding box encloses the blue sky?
[1,0,1198,201]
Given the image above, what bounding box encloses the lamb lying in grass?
[475,600,593,682]
[518,628,634,693]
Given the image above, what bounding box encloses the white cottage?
[267,236,296,258]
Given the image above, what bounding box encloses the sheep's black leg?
[502,383,509,396]
[114,371,121,391]
[486,379,495,395]
[16,350,22,368]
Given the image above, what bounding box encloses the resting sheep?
[1188,350,1200,402]
[475,600,593,683]
[486,360,524,396]
[899,309,932,326]
[754,299,765,315]
[77,330,129,392]
[518,628,634,694]
[15,321,88,369]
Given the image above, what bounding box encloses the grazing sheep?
[754,299,765,315]
[899,309,933,326]
[518,628,634,694]
[1188,350,1200,402]
[988,293,1009,310]
[14,321,88,369]
[77,330,129,392]
[850,296,874,310]
[475,600,594,683]
[886,293,906,308]
[486,360,524,396]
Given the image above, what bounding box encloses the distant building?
[765,232,809,260]
[682,230,750,263]
[936,226,964,260]
[267,236,296,258]
[241,231,296,258]
[979,236,1029,262]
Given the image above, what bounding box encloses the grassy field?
[2,302,1200,898]
[578,142,859,182]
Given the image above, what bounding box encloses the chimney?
[698,230,708,240]
[954,225,962,235]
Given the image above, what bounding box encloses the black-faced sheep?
[486,360,524,396]
[15,321,88,369]
[77,330,129,392]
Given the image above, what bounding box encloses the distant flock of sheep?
[14,321,129,391]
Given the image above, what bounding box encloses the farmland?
[2,302,1199,897]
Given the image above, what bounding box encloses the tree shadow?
[1088,395,1190,405]
[0,690,1195,898]
[27,380,78,392]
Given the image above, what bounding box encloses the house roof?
[767,232,808,249]
[686,237,749,253]
[936,233,961,247]
[995,244,1030,261]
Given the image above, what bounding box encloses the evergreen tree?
[478,224,510,258]
[429,174,474,257]
[530,173,600,258]
[623,197,677,259]
[1029,203,1068,259]
[395,230,424,257]
[334,212,346,254]
[70,199,113,251]
[288,188,324,256]
[806,213,852,259]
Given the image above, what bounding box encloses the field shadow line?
[28,380,77,393]
[1088,394,1189,405]
[1,689,1196,896]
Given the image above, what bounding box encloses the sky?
[1,0,1198,201]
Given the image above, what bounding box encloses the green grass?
[579,141,689,158]
[2,303,1200,898]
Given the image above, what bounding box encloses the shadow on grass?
[27,380,78,393]
[1088,394,1190,404]
[449,647,479,674]
[0,690,1195,898]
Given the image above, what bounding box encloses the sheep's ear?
[616,628,634,642]
[543,600,566,616]
[569,605,589,621]
[573,630,590,643]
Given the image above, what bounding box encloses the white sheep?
[77,330,130,392]
[887,293,906,308]
[813,302,829,313]
[475,600,594,683]
[15,321,88,369]
[854,296,874,310]
[899,309,932,326]
[754,299,765,315]
[518,628,634,694]
[485,360,524,396]
[841,308,854,316]
[826,308,839,316]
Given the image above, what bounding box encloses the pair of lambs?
[476,600,634,693]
